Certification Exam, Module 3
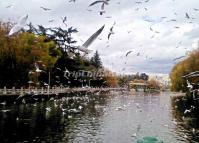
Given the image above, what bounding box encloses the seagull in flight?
[108,22,115,40]
[126,51,133,57]
[136,52,140,56]
[108,27,114,40]
[61,16,67,23]
[161,17,167,19]
[40,6,51,11]
[8,14,28,36]
[193,8,199,11]
[49,20,54,23]
[168,19,177,22]
[150,26,153,31]
[35,63,45,73]
[182,71,199,78]
[185,13,190,19]
[106,16,112,18]
[99,10,106,15]
[64,67,70,79]
[187,80,193,89]
[77,25,105,54]
[67,51,75,59]
[173,56,185,61]
[6,4,13,8]
[89,0,109,15]
[86,9,93,12]
[69,0,76,2]
[89,0,109,7]
[135,1,142,4]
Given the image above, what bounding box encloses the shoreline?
[0,87,127,104]
[170,92,186,97]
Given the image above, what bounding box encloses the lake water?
[0,91,198,143]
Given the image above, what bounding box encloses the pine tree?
[91,51,102,69]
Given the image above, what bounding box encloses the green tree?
[170,49,199,92]
[90,51,102,69]
[0,22,61,87]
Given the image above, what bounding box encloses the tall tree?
[90,51,102,69]
[0,22,61,87]
[170,49,199,92]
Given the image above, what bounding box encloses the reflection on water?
[171,95,199,142]
[0,91,198,143]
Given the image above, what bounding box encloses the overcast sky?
[0,0,199,75]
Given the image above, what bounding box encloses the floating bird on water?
[115,106,125,111]
[132,133,137,137]
[0,101,6,105]
[1,109,10,113]
[8,14,28,36]
[56,67,61,71]
[46,107,51,112]
[192,128,196,135]
[172,119,178,125]
[78,105,83,110]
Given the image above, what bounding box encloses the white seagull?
[77,25,105,54]
[89,0,109,7]
[8,14,28,36]
[35,63,44,73]
[64,67,70,79]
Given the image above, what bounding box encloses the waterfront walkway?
[0,87,127,96]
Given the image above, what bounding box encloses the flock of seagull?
[1,1,199,142]
[6,0,199,72]
[0,90,197,140]
[0,90,103,120]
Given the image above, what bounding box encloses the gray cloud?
[184,28,199,39]
[0,0,199,75]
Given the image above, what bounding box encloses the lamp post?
[48,70,50,95]
[89,79,91,87]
